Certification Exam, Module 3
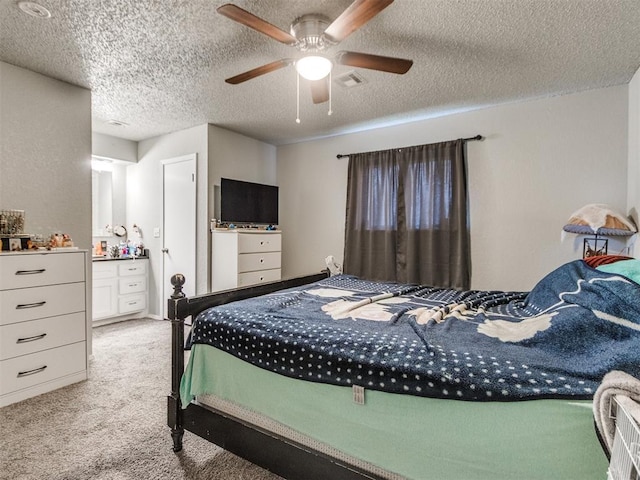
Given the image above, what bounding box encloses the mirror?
[92,169,113,236]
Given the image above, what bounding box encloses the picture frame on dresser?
[8,238,21,251]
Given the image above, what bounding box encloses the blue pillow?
[597,259,640,285]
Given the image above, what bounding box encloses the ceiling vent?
[107,119,129,127]
[333,70,367,89]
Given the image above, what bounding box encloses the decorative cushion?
[583,255,634,268]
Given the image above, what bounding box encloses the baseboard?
[92,312,150,327]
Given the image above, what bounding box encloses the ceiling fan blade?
[225,59,292,85]
[310,78,329,104]
[217,4,297,45]
[323,0,394,44]
[336,51,413,74]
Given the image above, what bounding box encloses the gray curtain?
[343,139,471,289]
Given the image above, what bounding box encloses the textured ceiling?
[1,0,640,145]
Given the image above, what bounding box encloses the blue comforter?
[189,260,640,401]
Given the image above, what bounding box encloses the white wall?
[628,67,640,232]
[207,125,277,218]
[0,62,92,250]
[92,132,137,163]
[207,125,277,288]
[277,86,629,291]
[130,124,276,317]
[0,61,92,351]
[133,124,209,317]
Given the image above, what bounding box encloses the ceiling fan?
[217,0,413,105]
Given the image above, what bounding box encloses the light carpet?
[0,318,283,480]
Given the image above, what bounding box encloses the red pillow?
[583,255,633,268]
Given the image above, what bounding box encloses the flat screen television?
[220,178,279,225]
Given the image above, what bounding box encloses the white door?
[162,154,196,318]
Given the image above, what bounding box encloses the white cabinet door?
[92,278,118,320]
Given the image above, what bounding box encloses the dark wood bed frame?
[167,271,387,480]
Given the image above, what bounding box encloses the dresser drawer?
[0,341,86,396]
[118,294,146,314]
[92,262,117,280]
[238,252,281,273]
[119,276,146,295]
[238,233,281,254]
[0,252,85,290]
[118,261,147,277]
[238,268,281,287]
[0,282,85,326]
[0,312,85,360]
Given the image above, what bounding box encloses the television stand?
[211,229,282,292]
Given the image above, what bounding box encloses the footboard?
[167,272,329,453]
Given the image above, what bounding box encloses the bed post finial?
[171,273,186,299]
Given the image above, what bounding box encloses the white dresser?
[92,258,148,322]
[211,230,281,292]
[0,250,88,407]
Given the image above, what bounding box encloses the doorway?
[162,154,196,318]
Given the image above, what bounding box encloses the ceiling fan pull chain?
[296,72,301,124]
[328,70,333,116]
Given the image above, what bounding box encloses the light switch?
[153,227,160,238]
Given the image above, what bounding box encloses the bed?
[167,256,640,479]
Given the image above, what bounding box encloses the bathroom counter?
[92,255,149,262]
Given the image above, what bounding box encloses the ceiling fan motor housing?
[290,14,332,52]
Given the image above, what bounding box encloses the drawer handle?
[16,301,47,310]
[15,269,46,275]
[17,333,47,344]
[260,258,264,263]
[128,301,138,306]
[17,365,47,378]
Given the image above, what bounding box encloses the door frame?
[162,153,197,318]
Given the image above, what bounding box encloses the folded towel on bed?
[593,370,640,452]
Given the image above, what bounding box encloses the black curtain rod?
[336,135,483,159]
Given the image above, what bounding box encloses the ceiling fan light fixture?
[295,56,332,81]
